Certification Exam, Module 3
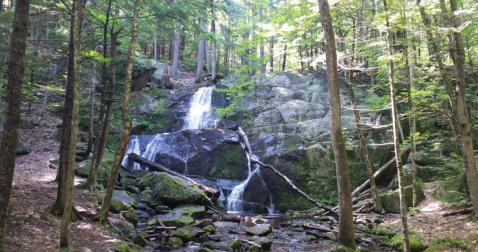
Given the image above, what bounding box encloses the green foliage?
[215,77,257,118]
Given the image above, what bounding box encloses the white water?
[183,86,217,129]
[122,136,141,170]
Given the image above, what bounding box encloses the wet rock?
[298,235,318,242]
[148,204,204,227]
[136,187,155,203]
[250,236,273,249]
[197,248,212,252]
[161,237,183,247]
[132,234,151,247]
[155,205,171,214]
[245,224,273,236]
[211,221,238,233]
[201,225,216,234]
[122,208,139,226]
[207,234,222,241]
[172,225,206,241]
[203,239,243,251]
[194,219,214,228]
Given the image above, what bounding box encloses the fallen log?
[212,213,242,223]
[442,207,473,217]
[237,127,338,216]
[127,153,220,199]
[351,146,411,197]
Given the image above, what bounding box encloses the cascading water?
[226,148,276,214]
[183,86,217,130]
[121,136,141,170]
[122,86,217,170]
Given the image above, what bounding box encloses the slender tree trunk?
[153,17,158,62]
[59,0,82,247]
[85,63,96,155]
[319,0,356,249]
[79,27,122,191]
[211,10,216,81]
[195,14,205,83]
[171,0,179,79]
[282,44,287,71]
[92,0,142,224]
[0,0,31,250]
[383,0,409,250]
[269,36,274,73]
[180,27,186,61]
[449,0,478,217]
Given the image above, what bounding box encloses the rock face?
[126,70,397,212]
[123,129,248,180]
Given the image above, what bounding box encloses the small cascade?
[122,136,141,170]
[183,86,217,129]
[226,153,261,213]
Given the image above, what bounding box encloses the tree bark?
[383,0,410,250]
[318,0,357,249]
[171,0,180,80]
[92,0,142,225]
[85,63,96,155]
[59,0,82,247]
[195,13,205,84]
[281,44,287,71]
[0,0,31,250]
[210,6,216,81]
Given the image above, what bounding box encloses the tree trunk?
[449,0,478,217]
[281,44,287,71]
[59,0,82,247]
[383,0,410,250]
[153,16,158,62]
[0,0,31,250]
[171,9,180,80]
[78,27,123,191]
[85,63,96,155]
[195,15,205,84]
[92,0,142,225]
[318,0,357,249]
[269,36,274,73]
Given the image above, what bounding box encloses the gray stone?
[245,224,273,236]
[380,184,426,213]
[250,236,273,249]
[172,225,206,241]
[122,208,139,226]
[131,234,151,247]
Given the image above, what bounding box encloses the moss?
[113,243,138,252]
[131,234,151,247]
[109,198,131,214]
[364,227,396,238]
[122,208,139,226]
[228,239,243,250]
[391,232,423,252]
[423,237,468,252]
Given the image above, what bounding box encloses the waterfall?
[183,86,217,129]
[121,136,141,170]
[122,86,216,169]
[226,152,260,213]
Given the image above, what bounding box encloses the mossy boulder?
[131,234,151,247]
[172,225,206,241]
[109,199,131,214]
[245,224,273,236]
[250,236,273,249]
[122,208,139,226]
[161,237,183,247]
[380,184,425,214]
[134,172,208,207]
[203,239,243,251]
[136,187,155,202]
[201,225,216,234]
[148,204,204,228]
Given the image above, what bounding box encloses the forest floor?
[4,87,478,252]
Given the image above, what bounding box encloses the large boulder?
[134,172,208,207]
[172,225,206,241]
[380,184,426,213]
[148,204,204,227]
[245,224,273,236]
